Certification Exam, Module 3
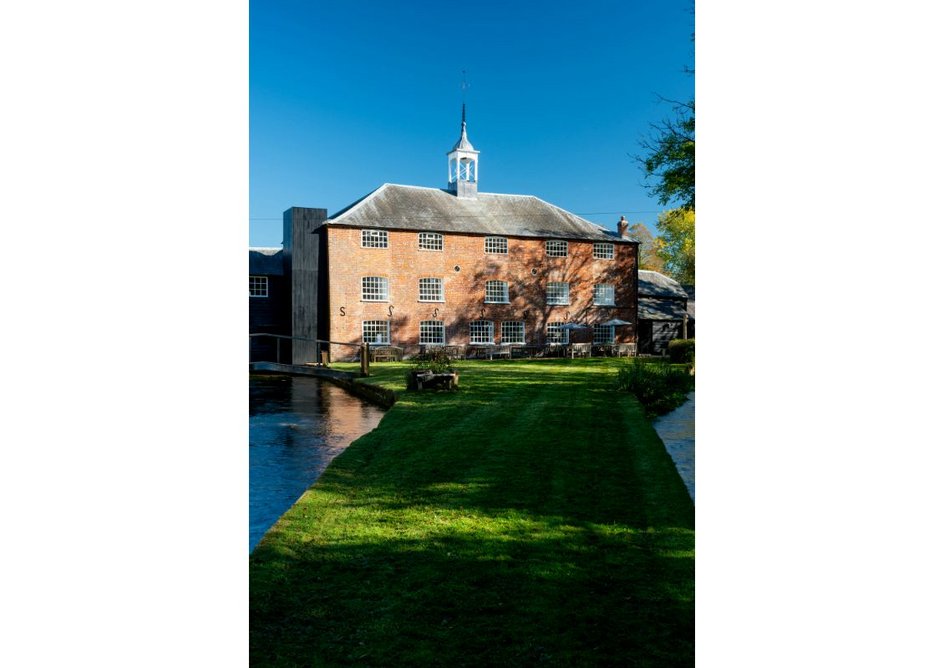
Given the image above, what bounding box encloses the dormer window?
[361,229,388,248]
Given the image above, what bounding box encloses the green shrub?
[411,348,455,374]
[667,338,695,364]
[616,358,693,416]
[406,349,458,390]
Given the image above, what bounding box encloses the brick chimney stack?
[617,215,629,238]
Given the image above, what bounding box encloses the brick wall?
[325,226,638,360]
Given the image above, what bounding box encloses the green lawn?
[250,359,694,666]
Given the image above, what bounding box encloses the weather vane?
[461,70,469,103]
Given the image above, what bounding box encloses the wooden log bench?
[412,371,459,391]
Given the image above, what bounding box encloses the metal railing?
[249,334,372,375]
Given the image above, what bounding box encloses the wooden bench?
[370,346,403,362]
[486,346,512,360]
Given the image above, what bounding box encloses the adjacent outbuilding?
[638,270,693,355]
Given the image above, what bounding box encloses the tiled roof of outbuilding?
[639,298,688,321]
[638,270,688,299]
[327,184,635,243]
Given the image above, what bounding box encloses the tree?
[637,3,695,211]
[638,99,695,211]
[656,208,694,284]
[627,222,666,273]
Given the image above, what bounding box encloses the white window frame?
[419,320,446,345]
[485,280,509,304]
[593,242,614,259]
[484,236,508,255]
[546,240,568,257]
[469,320,494,345]
[593,324,615,344]
[418,277,444,302]
[361,276,389,302]
[363,320,391,345]
[361,229,389,248]
[546,323,570,344]
[249,275,268,298]
[418,232,443,251]
[501,321,525,344]
[593,283,615,306]
[546,282,570,305]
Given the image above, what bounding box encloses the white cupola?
[447,104,479,198]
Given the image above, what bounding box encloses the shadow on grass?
[251,359,694,666]
[252,527,692,666]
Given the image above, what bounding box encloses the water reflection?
[653,391,695,503]
[250,374,386,551]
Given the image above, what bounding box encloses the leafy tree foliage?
[656,208,695,284]
[627,222,666,273]
[639,99,695,211]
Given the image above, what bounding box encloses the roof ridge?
[329,183,389,221]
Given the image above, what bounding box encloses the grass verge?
[616,358,695,417]
[251,358,694,666]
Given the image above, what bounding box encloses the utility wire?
[250,210,662,221]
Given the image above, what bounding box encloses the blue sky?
[250,1,694,247]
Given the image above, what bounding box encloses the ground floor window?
[470,320,494,344]
[249,275,268,297]
[593,324,614,344]
[546,322,570,344]
[419,320,446,345]
[363,320,391,344]
[501,321,525,344]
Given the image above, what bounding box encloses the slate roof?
[639,298,688,321]
[638,270,688,299]
[682,285,695,319]
[249,247,284,275]
[327,184,635,244]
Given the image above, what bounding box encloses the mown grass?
[251,359,694,666]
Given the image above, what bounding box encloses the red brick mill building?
[250,110,640,363]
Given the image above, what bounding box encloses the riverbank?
[249,374,387,551]
[250,358,694,666]
[654,391,696,503]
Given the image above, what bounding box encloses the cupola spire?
[447,103,479,198]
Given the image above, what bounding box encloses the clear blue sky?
[250,0,694,247]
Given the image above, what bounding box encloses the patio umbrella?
[601,318,632,327]
[557,323,589,330]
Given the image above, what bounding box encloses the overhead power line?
[250,209,662,222]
